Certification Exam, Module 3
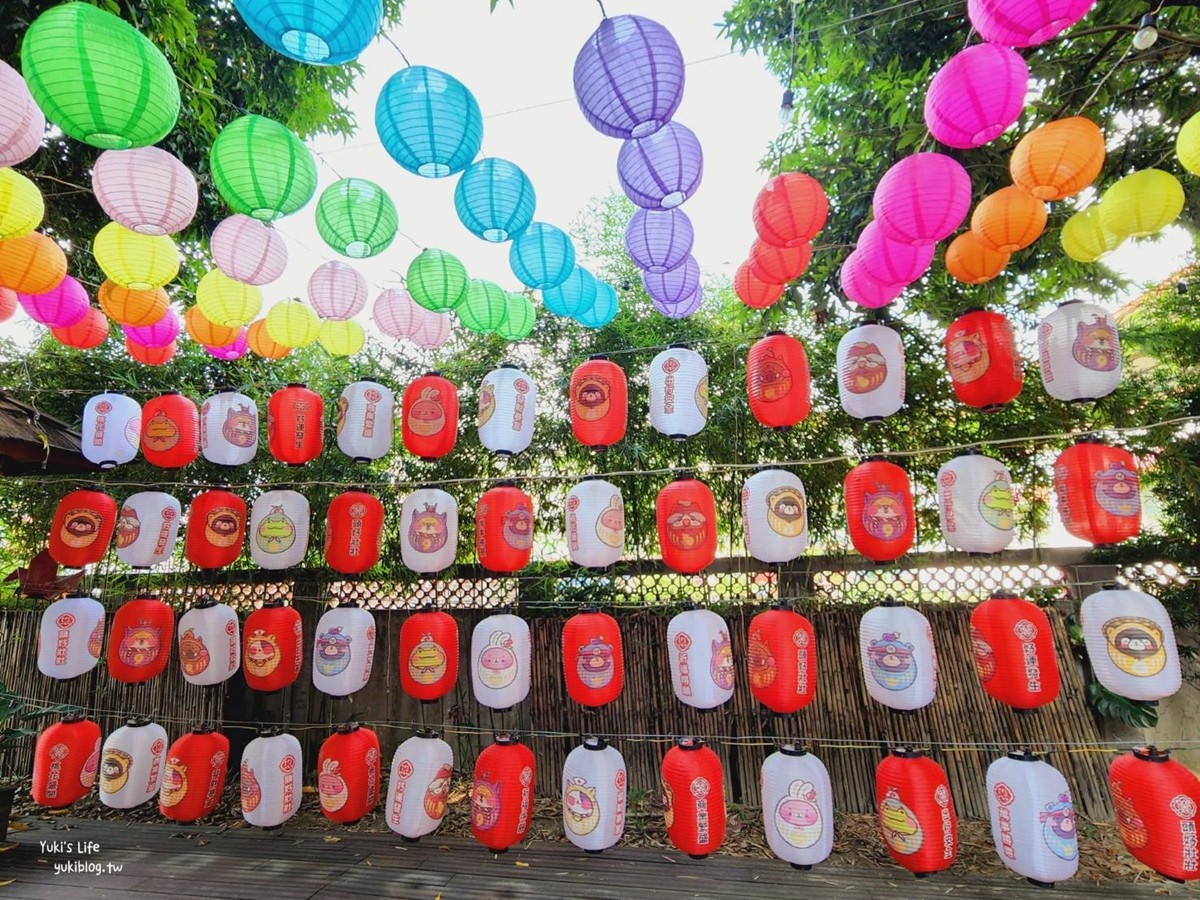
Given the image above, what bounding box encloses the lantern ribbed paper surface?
[876,750,957,876]
[0,61,45,167]
[971,596,1060,710]
[971,186,1047,254]
[0,288,14,323]
[617,121,703,210]
[644,256,700,307]
[968,0,1097,48]
[316,178,397,258]
[107,596,174,684]
[987,754,1078,886]
[625,207,693,273]
[240,732,302,828]
[747,608,817,714]
[1061,206,1121,263]
[667,608,733,708]
[839,251,903,309]
[100,720,168,809]
[750,238,812,284]
[562,611,624,707]
[243,601,303,691]
[196,269,261,327]
[372,288,420,338]
[407,249,468,311]
[1179,111,1200,175]
[587,279,626,324]
[924,44,1028,149]
[124,309,180,349]
[336,380,394,462]
[937,453,1015,554]
[324,492,384,574]
[265,300,320,348]
[307,261,367,320]
[742,469,809,564]
[317,725,381,824]
[99,281,168,327]
[477,366,536,456]
[159,729,228,822]
[648,345,708,439]
[565,479,624,570]
[0,232,67,294]
[857,221,933,288]
[476,485,535,574]
[509,222,576,291]
[184,306,236,347]
[542,266,597,318]
[185,490,246,569]
[762,747,833,868]
[1011,117,1105,201]
[470,613,531,710]
[115,491,181,569]
[376,66,483,178]
[178,601,240,686]
[399,609,458,700]
[18,275,88,328]
[49,490,117,569]
[0,168,44,239]
[129,332,177,361]
[246,318,290,359]
[232,0,381,65]
[210,115,317,222]
[32,717,101,809]
[472,736,536,852]
[563,738,627,852]
[753,172,828,248]
[457,280,508,334]
[386,733,454,841]
[1038,300,1122,402]
[402,374,458,461]
[1054,440,1141,546]
[657,479,717,574]
[267,384,323,464]
[846,460,915,562]
[873,153,971,246]
[211,215,288,285]
[92,147,197,236]
[455,158,535,242]
[747,332,811,429]
[52,307,109,349]
[94,222,180,291]
[838,323,905,421]
[313,606,376,696]
[249,490,309,570]
[316,316,365,354]
[945,230,1009,284]
[496,292,536,340]
[661,738,726,858]
[1108,748,1200,881]
[860,603,937,711]
[570,357,627,448]
[945,308,1022,391]
[141,392,198,468]
[204,330,248,361]
[38,597,105,680]
[1081,589,1180,702]
[1098,169,1184,239]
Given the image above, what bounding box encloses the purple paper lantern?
[617,122,703,210]
[123,309,179,348]
[653,285,702,319]
[873,153,972,246]
[573,14,685,139]
[624,207,693,273]
[840,252,903,309]
[308,261,367,320]
[968,0,1096,48]
[92,147,199,236]
[204,328,248,361]
[642,255,699,306]
[925,44,1028,150]
[18,275,88,327]
[856,221,934,288]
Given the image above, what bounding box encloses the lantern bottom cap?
[98,460,117,469]
[417,162,452,178]
[486,846,510,854]
[399,835,420,844]
[790,863,812,871]
[584,848,604,855]
[687,853,709,860]
[980,403,1006,413]
[1026,878,1056,889]
[261,824,282,832]
[87,132,133,150]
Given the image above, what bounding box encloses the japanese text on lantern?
[692,776,710,844]
[613,770,627,837]
[363,389,381,438]
[153,507,176,555]
[662,358,678,414]
[795,629,809,696]
[936,784,954,860]
[292,402,308,450]
[675,633,692,697]
[994,781,1015,859]
[1017,618,1043,693]
[145,738,164,794]
[939,470,957,533]
[513,379,529,431]
[1175,794,1199,872]
[46,744,67,800]
[391,759,413,821]
[518,766,533,833]
[205,751,226,808]
[54,613,75,666]
[91,401,111,447]
[280,754,296,813]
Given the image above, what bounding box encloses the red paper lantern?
[569,356,628,449]
[746,607,817,714]
[1109,746,1200,882]
[661,737,726,859]
[107,595,175,683]
[747,331,811,429]
[47,490,117,568]
[561,610,624,708]
[399,609,459,702]
[656,477,717,574]
[844,459,915,563]
[185,490,246,569]
[324,491,385,574]
[243,600,303,692]
[876,749,958,877]
[753,172,829,248]
[31,716,101,808]
[140,392,199,468]
[317,724,382,825]
[749,238,813,284]
[471,734,536,853]
[734,261,785,309]
[944,309,1023,411]
[267,383,324,465]
[476,484,535,573]
[970,594,1060,711]
[127,337,177,366]
[1053,440,1141,546]
[159,728,230,822]
[52,307,109,349]
[402,372,458,461]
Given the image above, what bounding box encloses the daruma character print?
[402,373,458,460]
[177,599,240,686]
[570,356,627,448]
[240,731,302,829]
[471,735,535,852]
[157,728,228,822]
[746,607,816,714]
[943,309,1023,410]
[1108,747,1200,882]
[48,490,117,568]
[114,491,181,569]
[471,614,531,710]
[99,719,168,810]
[656,477,717,573]
[746,331,811,429]
[386,732,454,841]
[561,610,624,708]
[249,489,309,570]
[400,488,458,574]
[844,459,915,562]
[199,390,258,466]
[837,323,905,422]
[1038,299,1122,402]
[185,490,246,569]
[317,724,381,824]
[1053,440,1141,546]
[242,600,303,692]
[107,595,174,684]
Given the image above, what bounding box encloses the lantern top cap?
[499,363,521,370]
[257,724,284,737]
[674,736,705,751]
[62,710,89,724]
[416,727,442,740]
[667,341,690,350]
[194,596,218,609]
[133,593,162,602]
[1057,299,1085,308]
[582,735,608,751]
[334,722,362,734]
[424,370,443,378]
[1133,745,1171,763]
[494,731,521,746]
[889,746,925,759]
[1006,748,1041,762]
[990,590,1021,600]
[126,715,154,728]
[493,479,517,489]
[955,306,987,318]
[191,725,217,735]
[262,598,288,609]
[765,329,787,337]
[778,742,808,757]
[587,353,610,361]
[879,597,903,607]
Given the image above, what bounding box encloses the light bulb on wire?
[778,89,795,125]
[1133,12,1159,50]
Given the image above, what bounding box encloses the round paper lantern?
[457,279,508,333]
[945,230,1010,284]
[210,115,317,221]
[1061,206,1122,263]
[661,738,726,858]
[386,732,454,841]
[1178,111,1200,176]
[750,238,812,284]
[471,735,536,853]
[248,489,310,570]
[1109,747,1200,881]
[734,261,785,309]
[265,300,320,348]
[317,319,364,357]
[477,365,536,456]
[454,158,535,242]
[0,232,67,294]
[762,747,833,868]
[407,248,468,311]
[204,329,248,360]
[199,391,258,467]
[243,600,304,691]
[476,484,535,573]
[1053,441,1140,546]
[399,609,459,701]
[0,168,43,239]
[240,731,302,829]
[968,0,1098,48]
[267,384,324,464]
[937,453,1015,554]
[409,306,453,348]
[324,491,384,574]
[857,220,934,288]
[93,222,179,290]
[971,186,1047,253]
[307,261,366,321]
[924,44,1028,150]
[400,488,459,575]
[644,255,700,307]
[211,214,288,285]
[21,3,179,149]
[987,753,1078,886]
[562,737,627,853]
[944,309,1023,410]
[648,344,708,439]
[318,724,381,824]
[860,602,937,711]
[371,287,419,338]
[99,719,168,810]
[542,265,597,318]
[837,323,905,422]
[81,392,140,469]
[375,66,483,178]
[562,611,624,708]
[743,469,809,564]
[656,478,717,574]
[195,269,261,328]
[666,608,734,709]
[0,286,17,322]
[159,728,229,822]
[52,307,109,349]
[92,147,197,236]
[625,207,693,273]
[1081,588,1180,702]
[876,749,957,876]
[617,121,703,210]
[31,716,101,809]
[0,61,45,167]
[186,490,246,569]
[970,595,1060,710]
[1011,117,1105,201]
[747,607,817,714]
[496,291,536,341]
[124,309,180,349]
[115,491,182,569]
[48,490,117,568]
[570,357,628,448]
[335,380,394,462]
[107,595,174,684]
[245,318,291,359]
[233,0,380,64]
[747,332,811,430]
[873,153,971,245]
[580,279,621,327]
[508,222,575,290]
[127,337,176,365]
[470,614,531,710]
[839,251,904,309]
[565,479,624,570]
[37,597,105,680]
[182,306,235,347]
[846,459,915,563]
[753,172,829,248]
[314,178,397,259]
[313,605,376,696]
[177,599,240,686]
[402,373,459,461]
[1099,169,1185,239]
[1038,300,1122,402]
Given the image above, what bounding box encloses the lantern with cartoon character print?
[859,601,937,712]
[312,605,375,697]
[471,734,535,853]
[876,748,957,877]
[177,598,240,686]
[747,331,811,429]
[185,490,246,569]
[562,610,624,708]
[986,752,1078,886]
[970,595,1060,711]
[386,730,454,841]
[476,484,534,573]
[158,728,229,823]
[140,392,199,468]
[267,384,324,465]
[565,478,624,569]
[114,491,181,569]
[37,596,105,680]
[845,459,915,563]
[241,729,302,829]
[200,390,258,466]
[944,309,1023,410]
[762,745,834,868]
[400,488,458,574]
[399,608,458,702]
[1081,588,1180,702]
[1108,747,1200,882]
[742,468,808,564]
[562,737,627,853]
[107,595,174,684]
[32,714,101,809]
[656,476,717,573]
[318,724,381,824]
[336,380,394,462]
[570,356,627,448]
[937,452,1015,555]
[470,613,531,710]
[243,599,303,692]
[477,365,536,456]
[249,489,309,570]
[1053,440,1141,547]
[99,718,168,810]
[324,491,384,574]
[402,373,458,460]
[1038,299,1122,402]
[837,323,905,422]
[747,607,816,714]
[667,608,735,710]
[48,490,117,568]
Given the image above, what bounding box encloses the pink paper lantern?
[410,307,453,349]
[873,153,972,246]
[211,215,288,285]
[924,44,1028,150]
[840,252,903,309]
[0,61,45,167]
[18,275,89,327]
[92,147,199,236]
[968,0,1096,48]
[308,261,367,320]
[204,328,249,360]
[372,288,420,339]
[0,287,17,323]
[123,309,180,348]
[856,221,934,287]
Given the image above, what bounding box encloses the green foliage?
[0,680,71,750]
[1085,679,1159,728]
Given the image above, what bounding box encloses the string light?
[1133,11,1160,50]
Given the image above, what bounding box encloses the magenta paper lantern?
[617,121,703,210]
[308,261,367,320]
[18,275,88,327]
[924,44,1028,150]
[92,147,199,236]
[204,329,249,361]
[968,0,1096,48]
[873,153,972,246]
[210,214,288,285]
[0,61,45,167]
[123,309,180,348]
[840,252,903,309]
[856,221,935,288]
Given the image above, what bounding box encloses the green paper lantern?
[315,178,398,258]
[456,279,507,333]
[407,248,467,311]
[495,292,535,340]
[210,115,317,222]
[20,2,180,150]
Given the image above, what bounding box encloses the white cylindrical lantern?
[336,380,395,462]
[249,489,310,570]
[470,613,532,710]
[81,392,141,468]
[100,719,169,809]
[566,478,624,569]
[562,737,627,853]
[937,453,1015,554]
[761,746,834,869]
[115,491,182,569]
[859,603,938,711]
[1080,588,1181,702]
[177,600,240,686]
[386,732,454,841]
[313,606,376,697]
[986,753,1078,886]
[666,608,735,709]
[742,468,809,564]
[38,597,105,680]
[400,488,458,574]
[837,323,906,422]
[648,344,708,439]
[1038,300,1122,402]
[200,390,258,466]
[477,365,537,456]
[240,731,302,828]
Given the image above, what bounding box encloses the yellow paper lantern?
[246,318,290,359]
[195,268,262,327]
[1098,169,1185,238]
[1177,111,1200,176]
[317,318,364,356]
[0,231,67,294]
[265,300,320,348]
[0,168,44,238]
[184,305,239,346]
[1061,206,1122,263]
[92,221,179,290]
[98,280,169,326]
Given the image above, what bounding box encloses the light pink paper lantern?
[0,61,45,167]
[92,147,199,236]
[372,288,420,339]
[873,153,972,246]
[924,44,1028,150]
[410,307,452,349]
[857,221,935,288]
[840,252,902,309]
[308,261,367,320]
[18,275,89,327]
[968,0,1096,48]
[123,309,180,348]
[211,215,288,285]
[204,329,249,361]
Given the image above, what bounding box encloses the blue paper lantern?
[509,222,576,290]
[577,281,619,328]
[232,0,382,65]
[642,255,699,306]
[454,158,536,242]
[617,121,703,210]
[624,208,693,273]
[542,266,597,318]
[376,66,483,178]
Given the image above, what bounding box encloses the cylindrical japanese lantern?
[317,724,381,824]
[562,610,624,708]
[1037,300,1122,402]
[386,732,454,841]
[107,595,174,684]
[471,735,536,853]
[762,746,834,869]
[158,728,229,822]
[32,716,101,809]
[99,719,169,810]
[876,749,957,876]
[199,390,258,466]
[667,608,735,709]
[399,609,459,702]
[249,489,310,570]
[563,737,627,853]
[742,469,809,564]
[937,453,1015,554]
[837,323,906,422]
[336,380,394,462]
[747,332,811,430]
[243,600,303,692]
[37,597,105,680]
[661,738,726,858]
[313,605,376,697]
[1053,441,1140,546]
[987,753,1079,886]
[324,491,385,574]
[141,392,199,469]
[944,309,1023,410]
[476,484,535,573]
[240,731,302,829]
[924,44,1028,149]
[400,488,458,575]
[117,500,181,573]
[177,599,240,687]
[873,153,972,245]
[477,365,536,457]
[1109,747,1200,881]
[845,459,915,563]
[648,344,708,439]
[1081,588,1181,702]
[860,603,937,712]
[471,613,532,711]
[566,479,624,570]
[402,373,459,461]
[267,384,324,464]
[81,392,140,468]
[570,356,628,449]
[48,490,117,568]
[656,477,716,574]
[747,608,817,714]
[970,595,1060,710]
[186,490,246,569]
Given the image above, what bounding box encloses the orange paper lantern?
[51,307,109,349]
[1011,117,1105,202]
[734,261,785,309]
[126,337,176,365]
[944,231,1009,285]
[0,231,67,294]
[246,318,291,359]
[99,280,168,327]
[184,305,239,346]
[971,187,1047,254]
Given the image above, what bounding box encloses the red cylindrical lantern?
[471,735,536,853]
[323,491,385,574]
[317,724,382,825]
[267,383,324,465]
[31,716,101,809]
[47,490,117,568]
[661,737,726,859]
[944,309,1023,411]
[561,610,624,708]
[243,600,303,692]
[1053,440,1141,546]
[970,594,1060,711]
[402,372,459,461]
[476,484,535,573]
[876,749,958,877]
[1109,747,1200,882]
[844,459,915,563]
[140,392,200,468]
[185,490,246,569]
[747,331,811,430]
[159,728,230,822]
[107,595,175,683]
[747,607,817,714]
[399,609,459,702]
[569,356,628,449]
[656,477,717,574]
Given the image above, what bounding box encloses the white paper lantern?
[1080,588,1181,702]
[92,147,198,236]
[562,737,627,853]
[566,478,624,569]
[761,746,834,869]
[666,608,735,709]
[336,380,395,462]
[859,603,938,712]
[386,732,454,841]
[100,719,169,809]
[178,600,240,686]
[249,489,310,570]
[313,606,376,697]
[82,392,141,468]
[470,613,532,710]
[937,453,1015,554]
[477,365,536,456]
[986,753,1078,886]
[115,491,182,569]
[0,60,45,167]
[1038,300,1122,402]
[38,597,105,680]
[400,488,458,574]
[240,731,303,828]
[200,390,258,466]
[837,323,906,422]
[211,214,288,285]
[648,344,708,439]
[742,469,808,564]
